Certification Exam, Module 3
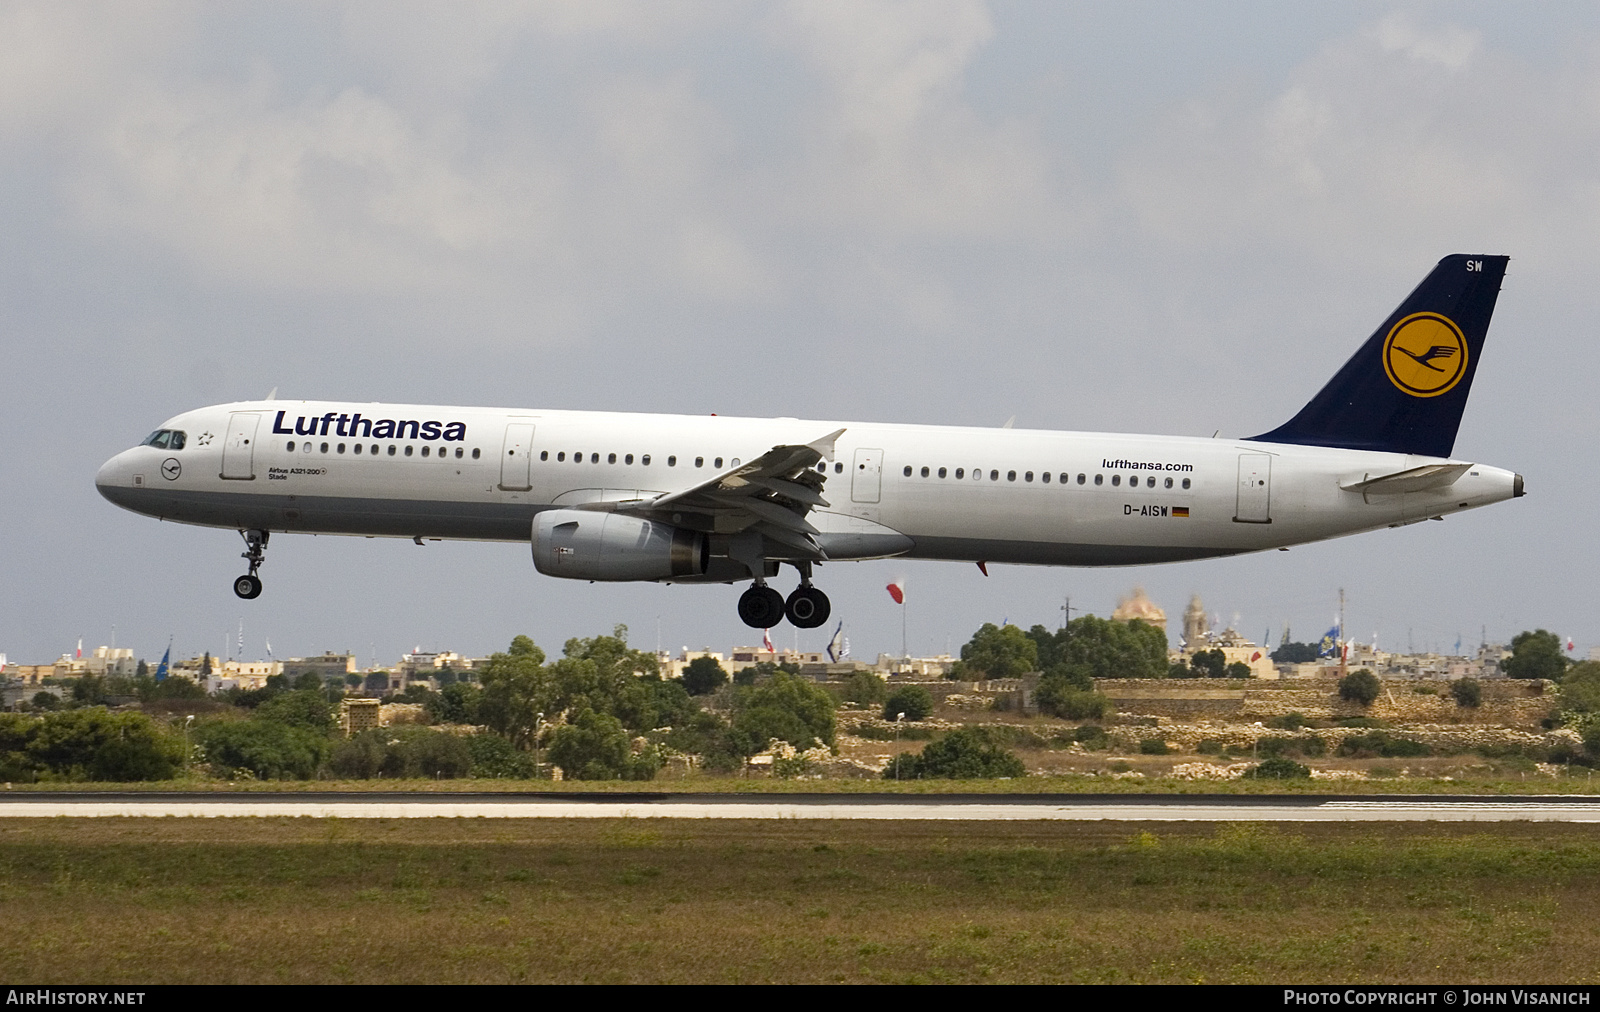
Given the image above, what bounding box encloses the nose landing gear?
[233,529,268,599]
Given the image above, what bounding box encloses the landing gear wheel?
[234,529,269,600]
[233,574,262,600]
[738,585,786,628]
[785,586,831,629]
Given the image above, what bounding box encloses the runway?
[4,792,1600,821]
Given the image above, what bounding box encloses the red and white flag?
[886,581,905,605]
[763,628,774,652]
[1567,636,1576,652]
[76,638,82,659]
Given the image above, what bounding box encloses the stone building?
[1111,587,1167,635]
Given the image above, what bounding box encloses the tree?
[546,709,660,781]
[426,682,483,725]
[1225,662,1252,679]
[1188,649,1227,679]
[1450,677,1483,708]
[30,692,60,711]
[293,671,322,691]
[1504,630,1569,681]
[730,672,837,752]
[682,656,729,696]
[956,623,1037,679]
[329,727,471,779]
[1061,615,1169,680]
[475,637,548,749]
[135,659,149,679]
[1271,642,1319,664]
[1560,661,1600,714]
[882,685,933,722]
[1338,669,1381,707]
[466,733,538,778]
[882,728,1024,780]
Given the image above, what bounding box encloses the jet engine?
[532,509,708,581]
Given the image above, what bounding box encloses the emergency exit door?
[221,412,260,480]
[851,448,883,503]
[1234,453,1272,523]
[498,422,536,491]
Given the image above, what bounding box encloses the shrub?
[883,685,933,722]
[839,671,887,707]
[1138,738,1170,755]
[253,689,336,733]
[198,720,328,780]
[1037,681,1112,720]
[463,733,538,778]
[1338,669,1381,707]
[1266,712,1312,731]
[1257,735,1327,759]
[733,673,837,751]
[881,727,1025,780]
[1336,731,1430,759]
[1226,662,1252,679]
[21,709,184,781]
[1244,757,1311,779]
[329,727,472,779]
[1072,725,1111,750]
[1450,678,1483,708]
[1196,738,1224,755]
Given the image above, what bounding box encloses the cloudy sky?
[5,1,1600,668]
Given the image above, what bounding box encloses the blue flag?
[1317,625,1341,658]
[826,622,844,663]
[154,645,170,682]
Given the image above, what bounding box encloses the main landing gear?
[737,563,831,630]
[233,529,268,600]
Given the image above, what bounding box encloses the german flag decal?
[1173,507,1190,518]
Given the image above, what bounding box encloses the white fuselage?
[95,400,1521,570]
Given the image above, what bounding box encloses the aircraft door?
[851,448,883,504]
[1234,453,1271,523]
[221,412,260,480]
[498,422,536,491]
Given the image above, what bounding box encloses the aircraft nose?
[95,448,136,501]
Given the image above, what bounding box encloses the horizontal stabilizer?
[1340,462,1471,496]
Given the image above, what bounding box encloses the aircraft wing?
[608,428,846,559]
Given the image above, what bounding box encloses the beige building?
[1112,588,1167,635]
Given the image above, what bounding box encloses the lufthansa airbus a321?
[97,255,1523,630]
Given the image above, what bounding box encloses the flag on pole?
[886,581,904,605]
[1567,636,1576,652]
[826,622,844,662]
[154,645,170,682]
[762,628,774,652]
[76,638,82,660]
[265,639,273,659]
[1317,624,1340,658]
[0,653,7,673]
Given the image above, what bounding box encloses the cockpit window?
[141,429,186,450]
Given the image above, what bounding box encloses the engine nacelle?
[532,509,708,581]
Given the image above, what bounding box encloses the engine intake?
[532,509,708,581]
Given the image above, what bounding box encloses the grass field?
[3,817,1599,983]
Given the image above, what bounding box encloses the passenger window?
[625,454,633,465]
[337,443,345,454]
[732,458,740,467]
[353,444,362,455]
[302,442,312,453]
[714,457,723,468]
[904,466,913,477]
[642,454,650,465]
[1024,471,1033,482]
[321,442,329,453]
[404,446,413,457]
[668,456,677,466]
[472,448,480,459]
[1164,477,1173,488]
[1112,474,1120,486]
[1182,477,1190,489]
[1147,476,1155,488]
[1061,473,1069,484]
[834,462,843,474]
[695,457,704,468]
[990,470,999,481]
[169,431,186,450]
[608,453,616,464]
[285,441,295,452]
[587,452,596,463]
[557,452,565,461]
[955,468,964,479]
[421,446,429,457]
[1041,472,1050,483]
[1007,471,1017,482]
[1094,474,1102,486]
[388,446,397,456]
[455,448,463,458]
[920,466,929,477]
[540,451,548,461]
[938,467,947,478]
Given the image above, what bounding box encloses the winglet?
[807,428,846,463]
